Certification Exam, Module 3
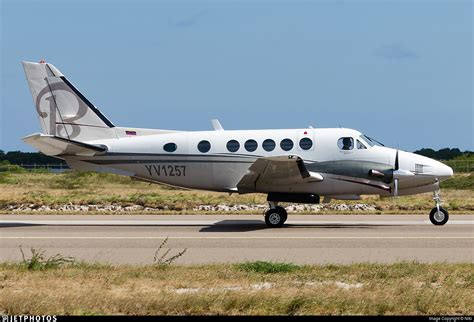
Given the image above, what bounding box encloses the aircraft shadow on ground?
[0,221,269,231]
[0,223,43,228]
[198,220,401,232]
[199,220,268,232]
[0,221,401,231]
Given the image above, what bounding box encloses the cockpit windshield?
[361,134,385,147]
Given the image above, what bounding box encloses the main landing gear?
[264,202,288,228]
[429,190,449,226]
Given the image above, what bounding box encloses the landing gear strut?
[264,202,288,228]
[429,189,449,226]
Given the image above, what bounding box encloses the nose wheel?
[430,190,449,226]
[264,202,288,228]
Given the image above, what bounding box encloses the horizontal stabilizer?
[22,133,107,156]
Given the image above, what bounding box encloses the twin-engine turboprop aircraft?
[22,61,454,227]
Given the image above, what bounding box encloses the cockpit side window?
[361,134,384,147]
[338,137,354,150]
[359,135,373,147]
[357,139,367,149]
[360,135,374,147]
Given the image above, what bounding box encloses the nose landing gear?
[430,190,449,226]
[264,202,288,228]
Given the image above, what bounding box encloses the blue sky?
[1,0,472,152]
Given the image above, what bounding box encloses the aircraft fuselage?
[68,127,454,199]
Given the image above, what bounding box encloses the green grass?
[440,173,474,190]
[442,155,474,173]
[48,170,134,190]
[236,261,301,274]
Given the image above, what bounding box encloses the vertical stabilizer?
[22,61,116,142]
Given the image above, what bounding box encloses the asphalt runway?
[1,214,473,264]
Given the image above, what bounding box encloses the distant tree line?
[413,148,473,160]
[0,148,471,165]
[0,150,65,165]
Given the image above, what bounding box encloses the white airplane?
[21,61,454,227]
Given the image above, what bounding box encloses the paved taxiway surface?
[1,214,473,264]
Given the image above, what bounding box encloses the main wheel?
[275,206,288,224]
[429,207,449,226]
[264,207,287,228]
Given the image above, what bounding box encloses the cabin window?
[299,138,313,150]
[163,142,177,152]
[280,138,294,151]
[357,139,367,149]
[197,140,211,153]
[226,140,240,152]
[262,139,276,152]
[244,139,258,152]
[338,137,354,150]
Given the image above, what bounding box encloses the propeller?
[391,149,414,197]
[393,150,399,197]
[367,149,413,197]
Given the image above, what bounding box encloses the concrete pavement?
[1,214,472,264]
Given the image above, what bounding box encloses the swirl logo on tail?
[35,82,88,139]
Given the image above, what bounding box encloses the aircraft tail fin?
[22,61,116,142]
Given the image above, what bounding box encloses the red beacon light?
[39,60,46,64]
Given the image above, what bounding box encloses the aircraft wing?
[22,133,107,156]
[237,155,323,193]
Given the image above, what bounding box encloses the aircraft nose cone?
[436,162,454,181]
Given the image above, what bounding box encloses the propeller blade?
[394,150,399,171]
[392,150,414,179]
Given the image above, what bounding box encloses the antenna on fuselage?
[211,119,224,131]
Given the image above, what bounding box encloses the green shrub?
[19,246,75,271]
[0,160,26,173]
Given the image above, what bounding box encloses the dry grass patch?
[0,172,472,214]
[0,261,472,315]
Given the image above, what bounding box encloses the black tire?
[429,207,449,226]
[275,206,288,224]
[265,207,287,228]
